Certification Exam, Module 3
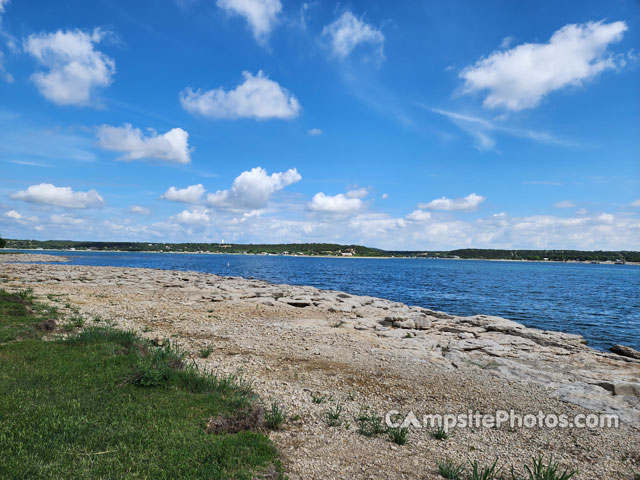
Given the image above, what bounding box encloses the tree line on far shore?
[2,237,639,262]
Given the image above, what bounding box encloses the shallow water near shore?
[16,250,640,351]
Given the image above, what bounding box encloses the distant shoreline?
[4,248,639,266]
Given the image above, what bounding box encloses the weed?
[264,401,286,430]
[311,392,327,404]
[521,455,576,480]
[469,458,501,480]
[357,410,386,437]
[199,344,214,358]
[387,425,408,445]
[431,425,449,440]
[404,332,413,338]
[437,459,465,479]
[324,403,343,427]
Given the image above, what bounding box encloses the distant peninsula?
[4,239,639,263]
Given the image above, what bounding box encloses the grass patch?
[0,289,281,479]
[436,456,576,480]
[324,403,343,427]
[431,425,449,440]
[437,459,465,479]
[387,425,409,445]
[521,456,575,480]
[199,344,215,358]
[356,410,386,437]
[469,459,501,480]
[264,401,286,431]
[311,392,328,404]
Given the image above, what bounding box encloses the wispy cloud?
[427,107,579,151]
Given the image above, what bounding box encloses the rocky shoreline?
[2,253,639,479]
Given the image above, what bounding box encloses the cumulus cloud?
[308,128,322,136]
[174,208,210,226]
[631,199,640,207]
[553,200,576,208]
[419,193,485,212]
[207,167,301,209]
[217,0,281,44]
[381,193,388,199]
[24,28,115,106]
[307,192,363,215]
[11,183,105,209]
[96,124,191,164]
[460,20,628,111]
[322,11,384,60]
[180,71,300,120]
[161,184,205,204]
[129,205,151,215]
[3,210,38,225]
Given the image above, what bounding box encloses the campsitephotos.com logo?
[384,409,620,431]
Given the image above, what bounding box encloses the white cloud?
[180,71,300,120]
[345,188,368,199]
[308,128,322,136]
[381,193,389,199]
[207,167,301,209]
[419,193,485,212]
[24,28,115,106]
[553,200,576,208]
[460,20,628,111]
[576,208,588,215]
[322,11,384,60]
[406,209,431,222]
[217,0,281,44]
[129,205,151,215]
[96,124,191,164]
[50,213,84,225]
[161,184,205,204]
[429,107,577,151]
[0,0,9,13]
[174,208,210,226]
[11,183,105,209]
[3,209,38,225]
[307,192,363,215]
[631,199,640,207]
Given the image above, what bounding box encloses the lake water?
[16,250,640,351]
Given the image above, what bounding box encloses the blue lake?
[15,250,640,351]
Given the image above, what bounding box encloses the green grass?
[0,289,281,479]
[264,401,286,431]
[469,459,501,480]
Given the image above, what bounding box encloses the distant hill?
[3,239,639,262]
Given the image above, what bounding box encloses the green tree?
[0,236,6,248]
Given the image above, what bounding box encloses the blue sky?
[1,0,639,249]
